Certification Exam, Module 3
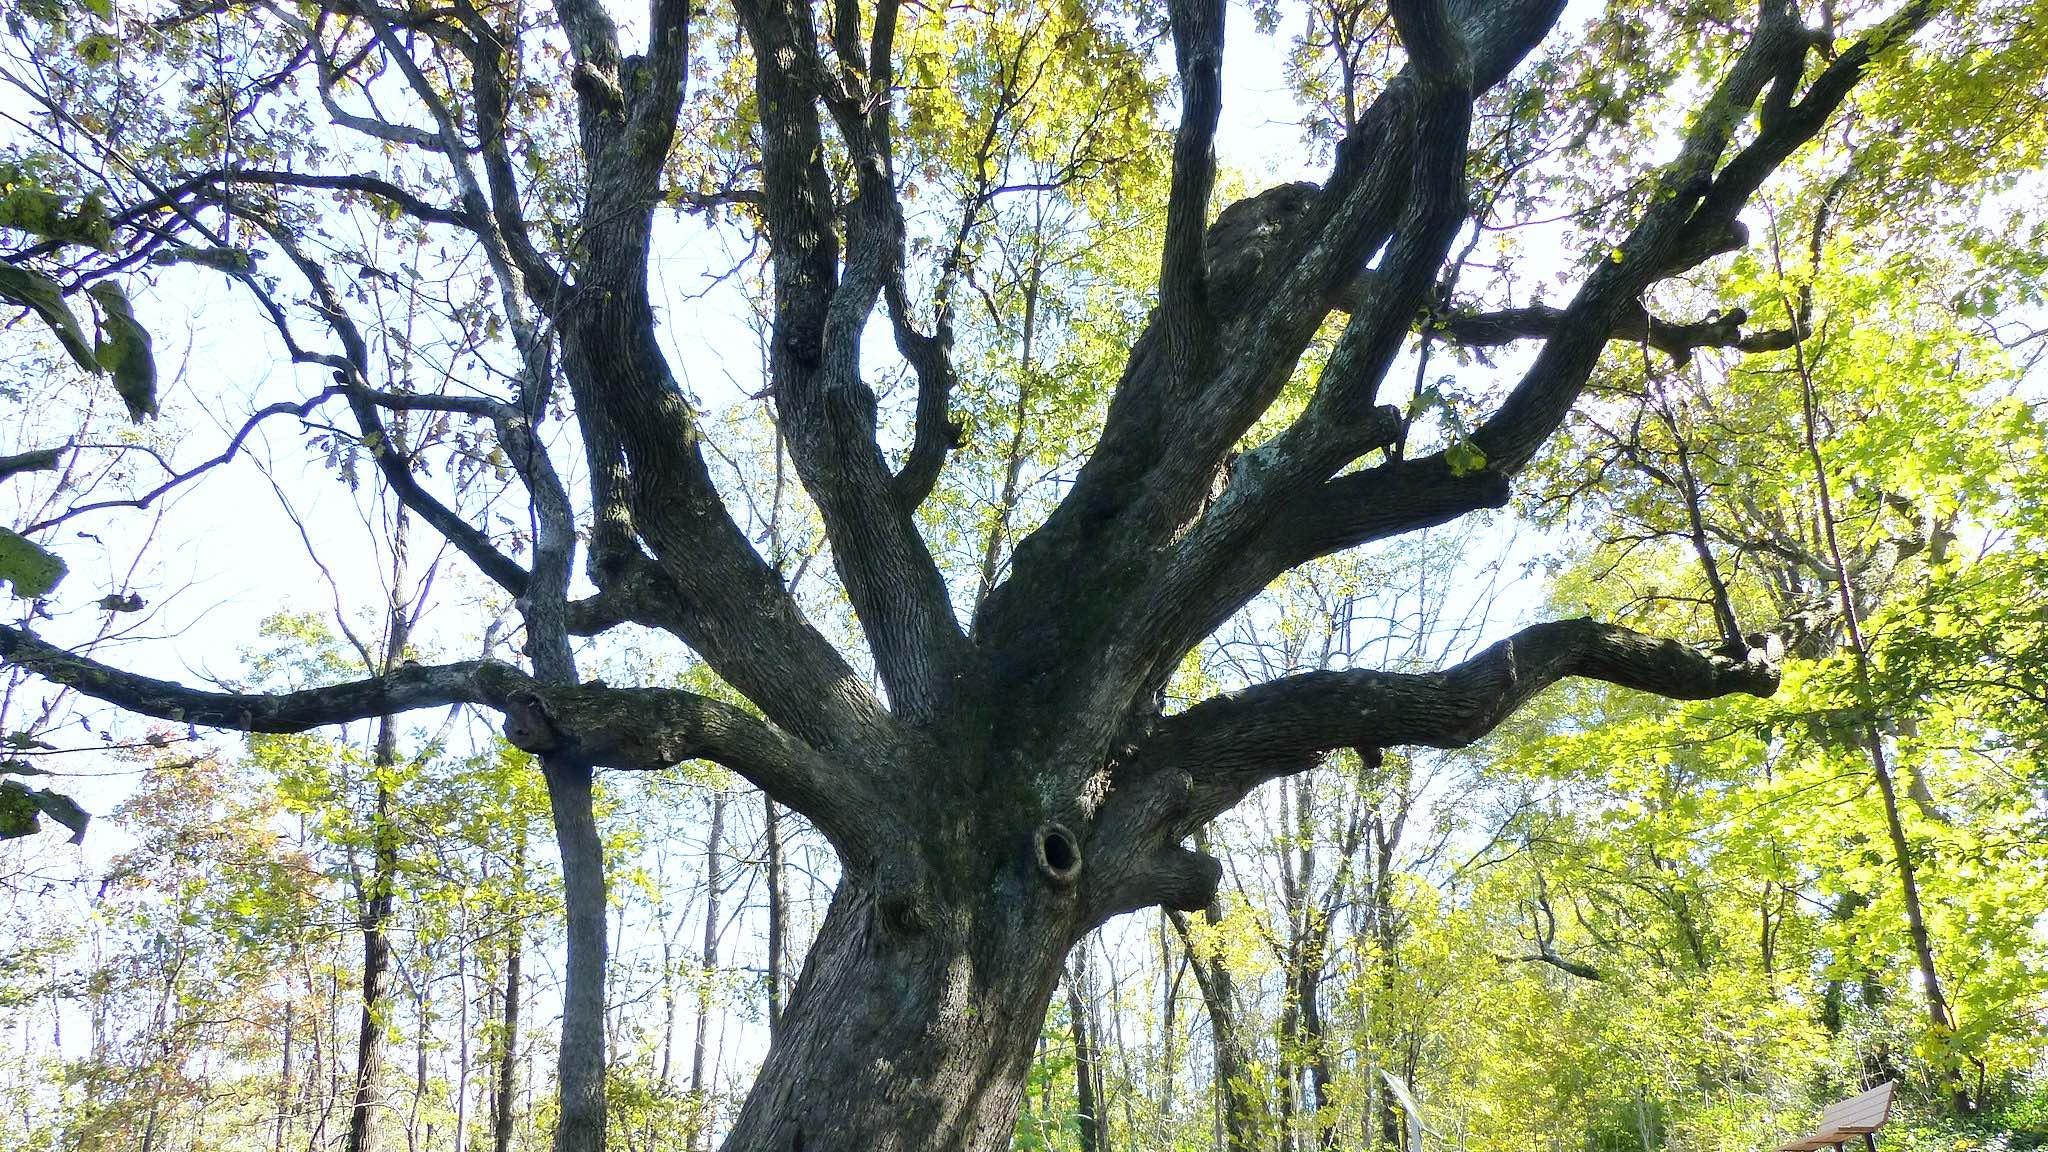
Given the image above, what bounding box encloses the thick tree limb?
[1434,301,1801,361]
[1390,0,1471,83]
[1144,618,1778,834]
[498,683,881,859]
[1104,0,1932,704]
[982,0,1560,751]
[1471,0,1933,478]
[0,621,881,857]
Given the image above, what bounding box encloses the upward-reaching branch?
[1156,0,1226,359]
[980,0,1550,766]
[1113,0,1934,702]
[735,0,966,720]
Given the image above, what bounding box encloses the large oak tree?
[0,0,1960,1148]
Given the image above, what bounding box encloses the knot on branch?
[1125,844,1222,914]
[501,690,566,754]
[570,61,625,113]
[1205,182,1319,317]
[875,853,935,940]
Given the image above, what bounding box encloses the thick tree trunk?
[718,877,1075,1152]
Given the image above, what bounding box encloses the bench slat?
[1780,1082,1896,1152]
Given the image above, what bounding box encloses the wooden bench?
[1776,1082,1896,1152]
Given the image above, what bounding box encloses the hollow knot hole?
[1034,822,1082,887]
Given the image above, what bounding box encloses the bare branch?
[0,621,509,732]
[498,683,883,860]
[27,386,347,532]
[1433,301,1801,363]
[1140,617,1778,835]
[734,0,966,718]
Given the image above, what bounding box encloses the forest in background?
[1,0,2046,1150]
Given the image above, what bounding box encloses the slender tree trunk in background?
[1158,914,1177,1119]
[454,947,470,1152]
[974,225,1044,609]
[660,920,679,1086]
[764,795,787,1039]
[692,790,727,1149]
[494,837,526,1152]
[311,962,336,1151]
[1171,908,1256,1152]
[1111,957,1135,1140]
[350,521,412,1152]
[276,998,293,1152]
[347,774,397,1152]
[1066,960,1102,1152]
[1786,275,1970,1114]
[412,974,432,1152]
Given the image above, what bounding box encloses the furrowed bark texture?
[0,1,1935,1149]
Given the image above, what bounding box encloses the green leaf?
[1446,439,1489,477]
[0,782,36,840]
[88,281,156,420]
[74,31,118,64]
[0,527,65,598]
[0,263,98,371]
[150,244,254,274]
[81,0,112,18]
[0,779,89,843]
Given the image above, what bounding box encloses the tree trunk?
[717,877,1078,1152]
[454,946,469,1152]
[346,791,397,1152]
[276,997,293,1152]
[692,789,727,1150]
[541,756,606,1152]
[1067,964,1103,1152]
[1170,905,1257,1152]
[494,840,525,1152]
[764,795,787,1039]
[348,568,411,1152]
[1789,310,1970,1113]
